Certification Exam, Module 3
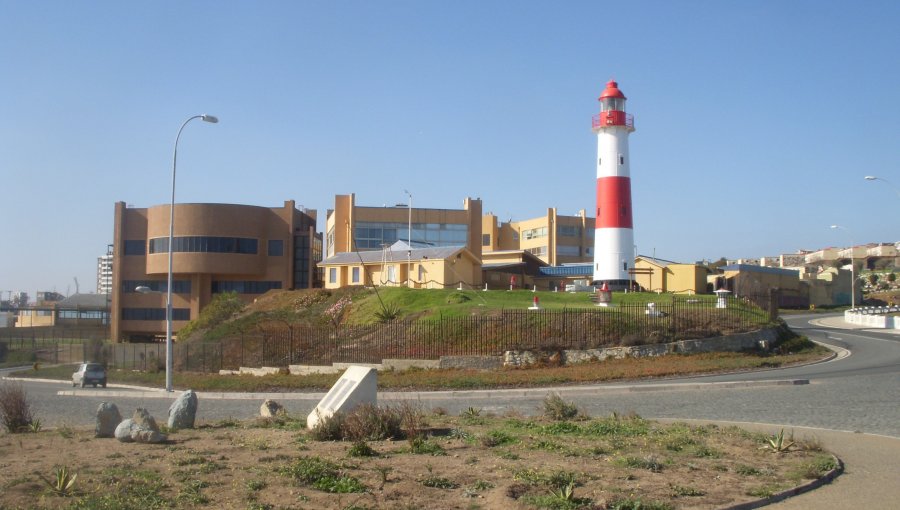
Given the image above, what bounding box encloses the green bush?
[178,291,243,340]
[542,393,579,421]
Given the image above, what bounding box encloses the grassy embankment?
[14,287,828,391]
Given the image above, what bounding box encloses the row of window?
[125,237,285,256]
[522,227,547,240]
[212,281,282,294]
[122,280,191,294]
[557,225,581,237]
[355,222,468,250]
[149,236,258,255]
[122,308,190,321]
[528,246,548,257]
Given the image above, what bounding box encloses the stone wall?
[503,327,779,367]
[438,355,503,370]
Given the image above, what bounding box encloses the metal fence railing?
[0,294,774,373]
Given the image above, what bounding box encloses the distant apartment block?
[111,201,321,341]
[97,247,113,295]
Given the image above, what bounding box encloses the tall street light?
[165,114,218,392]
[830,224,856,309]
[404,189,412,288]
[864,175,900,198]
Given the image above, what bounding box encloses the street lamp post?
[165,114,218,392]
[404,190,412,288]
[830,224,855,309]
[864,175,900,198]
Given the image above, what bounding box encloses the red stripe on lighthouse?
[595,177,633,229]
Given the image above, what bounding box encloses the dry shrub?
[394,401,428,441]
[0,381,35,433]
[542,392,579,421]
[341,403,402,441]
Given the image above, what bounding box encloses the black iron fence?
[1,294,773,373]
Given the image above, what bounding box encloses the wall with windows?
[484,208,594,266]
[324,194,483,261]
[111,200,320,341]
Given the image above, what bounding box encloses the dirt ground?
[0,410,837,510]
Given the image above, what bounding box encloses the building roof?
[56,294,109,308]
[636,255,680,268]
[721,264,799,277]
[538,264,593,277]
[321,243,469,266]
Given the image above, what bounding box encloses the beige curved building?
[111,201,321,341]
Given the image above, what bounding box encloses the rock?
[95,402,122,438]
[131,428,168,444]
[168,390,198,429]
[260,399,284,418]
[114,419,137,442]
[132,408,160,432]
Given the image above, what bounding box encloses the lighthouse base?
[591,279,632,292]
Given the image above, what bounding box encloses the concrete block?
[288,365,341,375]
[307,366,377,430]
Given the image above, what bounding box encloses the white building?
[97,251,113,295]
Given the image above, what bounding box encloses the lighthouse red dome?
[599,80,626,100]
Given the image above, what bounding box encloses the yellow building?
[320,241,482,289]
[483,208,594,265]
[325,194,482,260]
[633,256,709,294]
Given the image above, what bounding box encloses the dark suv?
[72,362,107,388]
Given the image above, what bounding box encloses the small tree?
[888,272,897,283]
[868,273,879,286]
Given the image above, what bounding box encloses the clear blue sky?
[2,0,898,296]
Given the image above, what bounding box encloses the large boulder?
[115,409,168,444]
[168,390,198,429]
[95,402,122,438]
[114,419,137,442]
[132,408,160,432]
[260,399,284,418]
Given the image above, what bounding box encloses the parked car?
[72,362,107,388]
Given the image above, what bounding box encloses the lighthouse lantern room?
[592,80,636,289]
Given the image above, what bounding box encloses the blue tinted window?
[124,240,146,256]
[149,236,258,254]
[268,239,284,256]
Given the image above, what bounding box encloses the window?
[557,245,581,256]
[557,225,581,237]
[352,267,360,283]
[122,308,189,321]
[326,226,335,256]
[148,236,258,254]
[527,246,548,257]
[268,239,284,256]
[482,234,491,246]
[211,281,282,294]
[387,265,396,283]
[418,264,425,281]
[124,240,145,256]
[522,227,547,240]
[329,268,337,284]
[355,222,469,250]
[619,155,624,165]
[122,280,191,294]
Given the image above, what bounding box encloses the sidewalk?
[810,314,900,334]
[665,420,900,510]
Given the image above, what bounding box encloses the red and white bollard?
[529,295,541,310]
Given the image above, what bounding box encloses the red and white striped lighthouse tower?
[592,80,635,288]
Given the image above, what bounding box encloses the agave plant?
[549,482,576,503]
[762,429,795,453]
[40,466,77,496]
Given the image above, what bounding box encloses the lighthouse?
[592,80,635,289]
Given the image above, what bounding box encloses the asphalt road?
[5,313,899,438]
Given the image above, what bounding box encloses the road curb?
[721,455,843,510]
[51,378,811,400]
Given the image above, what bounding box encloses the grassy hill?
[182,287,752,342]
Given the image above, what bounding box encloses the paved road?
[6,313,899,438]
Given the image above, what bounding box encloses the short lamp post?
[830,224,855,309]
[161,114,218,392]
[864,175,900,199]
